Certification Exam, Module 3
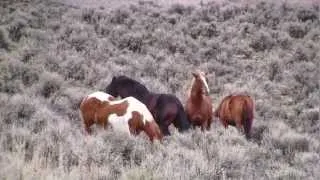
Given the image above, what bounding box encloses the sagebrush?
[0,0,319,179]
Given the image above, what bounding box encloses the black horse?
[105,75,191,136]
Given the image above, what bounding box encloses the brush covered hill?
[0,0,319,179]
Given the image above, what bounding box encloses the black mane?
[116,75,149,93]
[112,75,150,101]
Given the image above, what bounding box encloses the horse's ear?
[112,76,117,81]
[192,72,197,77]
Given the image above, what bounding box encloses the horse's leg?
[200,123,205,131]
[192,123,197,129]
[235,118,244,135]
[96,114,108,132]
[160,124,170,136]
[201,120,208,131]
[81,112,93,135]
[206,118,212,131]
[221,118,228,129]
[160,104,178,135]
[103,119,109,130]
[84,119,93,135]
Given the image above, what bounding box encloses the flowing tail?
[243,99,253,139]
[176,103,191,133]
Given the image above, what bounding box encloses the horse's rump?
[242,96,254,138]
[215,95,233,127]
[214,94,254,139]
[156,94,191,133]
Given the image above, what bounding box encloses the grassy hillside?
[0,0,319,179]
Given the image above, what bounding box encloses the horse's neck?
[142,93,158,109]
[130,86,150,102]
[139,92,150,103]
[190,80,203,101]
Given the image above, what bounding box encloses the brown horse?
[214,94,254,139]
[80,91,163,142]
[185,70,213,131]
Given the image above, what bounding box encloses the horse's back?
[124,96,155,123]
[80,91,114,116]
[155,93,183,107]
[216,94,252,120]
[87,91,114,102]
[229,95,253,111]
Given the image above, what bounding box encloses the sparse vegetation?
[0,0,319,179]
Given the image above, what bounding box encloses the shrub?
[297,9,318,22]
[110,8,130,24]
[167,3,193,15]
[20,48,39,63]
[118,33,144,53]
[0,59,39,93]
[268,60,282,82]
[2,94,35,127]
[249,30,275,52]
[275,31,292,50]
[7,18,27,42]
[37,72,63,98]
[188,22,219,39]
[270,122,310,161]
[293,44,316,62]
[1,0,320,179]
[0,27,14,51]
[287,23,308,39]
[220,4,243,22]
[292,61,318,100]
[82,8,103,24]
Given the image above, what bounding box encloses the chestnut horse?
[105,75,191,136]
[214,94,254,139]
[79,91,163,142]
[186,70,213,131]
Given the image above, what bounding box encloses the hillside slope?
[0,0,319,179]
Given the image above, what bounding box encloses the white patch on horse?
[109,97,154,124]
[108,96,154,135]
[126,97,154,123]
[108,113,132,136]
[88,91,114,102]
[199,73,210,94]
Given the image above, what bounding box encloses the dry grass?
[0,0,319,179]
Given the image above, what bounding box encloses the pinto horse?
[105,76,191,136]
[185,70,213,131]
[214,94,254,139]
[79,91,163,142]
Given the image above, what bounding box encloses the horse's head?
[191,70,210,96]
[106,75,150,101]
[105,76,120,97]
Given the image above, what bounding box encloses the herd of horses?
[80,70,254,142]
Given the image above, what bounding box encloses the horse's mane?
[116,75,150,94]
[187,78,195,97]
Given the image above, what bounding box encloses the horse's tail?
[243,98,253,139]
[176,102,191,133]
